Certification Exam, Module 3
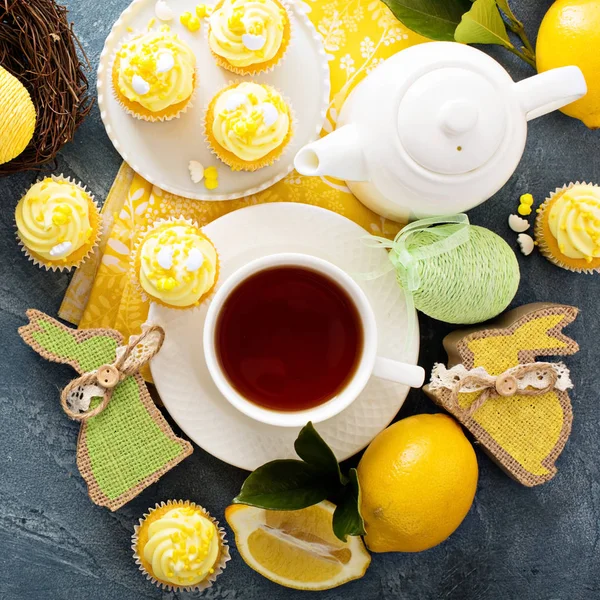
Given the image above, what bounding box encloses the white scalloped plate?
[148,203,420,470]
[97,0,330,201]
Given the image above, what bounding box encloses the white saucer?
[97,0,330,201]
[148,203,419,470]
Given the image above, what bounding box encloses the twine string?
[59,326,165,421]
[450,362,560,418]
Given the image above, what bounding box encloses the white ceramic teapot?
[294,42,586,221]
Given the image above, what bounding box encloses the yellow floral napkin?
[60,0,425,344]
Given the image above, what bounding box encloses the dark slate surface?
[1,1,599,599]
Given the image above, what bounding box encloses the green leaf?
[332,469,366,542]
[233,460,338,510]
[381,0,472,42]
[294,422,345,485]
[454,0,512,47]
[495,0,521,26]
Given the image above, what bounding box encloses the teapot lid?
[397,67,506,175]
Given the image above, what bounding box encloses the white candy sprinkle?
[517,233,535,256]
[242,33,266,51]
[188,160,205,184]
[186,247,204,272]
[157,246,174,269]
[224,93,248,112]
[132,74,150,96]
[156,51,175,74]
[261,102,279,127]
[155,0,174,21]
[49,241,73,258]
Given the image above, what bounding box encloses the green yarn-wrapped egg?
[406,225,520,324]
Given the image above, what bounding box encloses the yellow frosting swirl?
[209,0,287,67]
[15,178,94,262]
[212,82,290,161]
[548,184,600,262]
[139,223,217,307]
[143,506,219,587]
[116,32,196,112]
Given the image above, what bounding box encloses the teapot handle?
[513,66,587,121]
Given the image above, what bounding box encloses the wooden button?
[96,365,120,389]
[495,374,518,397]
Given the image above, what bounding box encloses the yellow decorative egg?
[0,66,36,165]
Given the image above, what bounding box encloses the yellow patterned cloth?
[60,0,425,344]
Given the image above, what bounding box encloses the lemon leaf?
[294,422,346,485]
[381,0,472,42]
[454,0,512,47]
[495,0,520,26]
[233,460,338,510]
[332,469,366,542]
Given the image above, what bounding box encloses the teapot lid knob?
[439,100,478,135]
[397,67,507,176]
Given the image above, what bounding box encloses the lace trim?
[429,362,572,394]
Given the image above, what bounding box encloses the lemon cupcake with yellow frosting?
[535,182,600,273]
[112,31,197,121]
[133,218,219,309]
[208,0,291,75]
[205,81,292,171]
[15,176,101,271]
[132,500,230,592]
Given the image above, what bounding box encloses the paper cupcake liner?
[110,31,198,122]
[15,174,102,273]
[207,0,294,76]
[203,81,297,172]
[534,181,600,274]
[132,500,230,593]
[130,216,220,310]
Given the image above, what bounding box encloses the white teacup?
[203,253,425,427]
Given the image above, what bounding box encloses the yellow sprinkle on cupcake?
[207,0,291,75]
[133,219,219,308]
[15,176,100,272]
[535,182,600,273]
[132,500,229,592]
[205,82,292,171]
[112,31,196,122]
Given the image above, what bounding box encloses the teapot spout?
[294,124,368,182]
[514,66,587,121]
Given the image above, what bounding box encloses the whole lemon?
[0,66,36,164]
[357,413,478,553]
[536,0,600,128]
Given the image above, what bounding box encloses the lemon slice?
[225,501,371,590]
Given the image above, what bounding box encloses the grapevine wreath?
[0,0,92,175]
